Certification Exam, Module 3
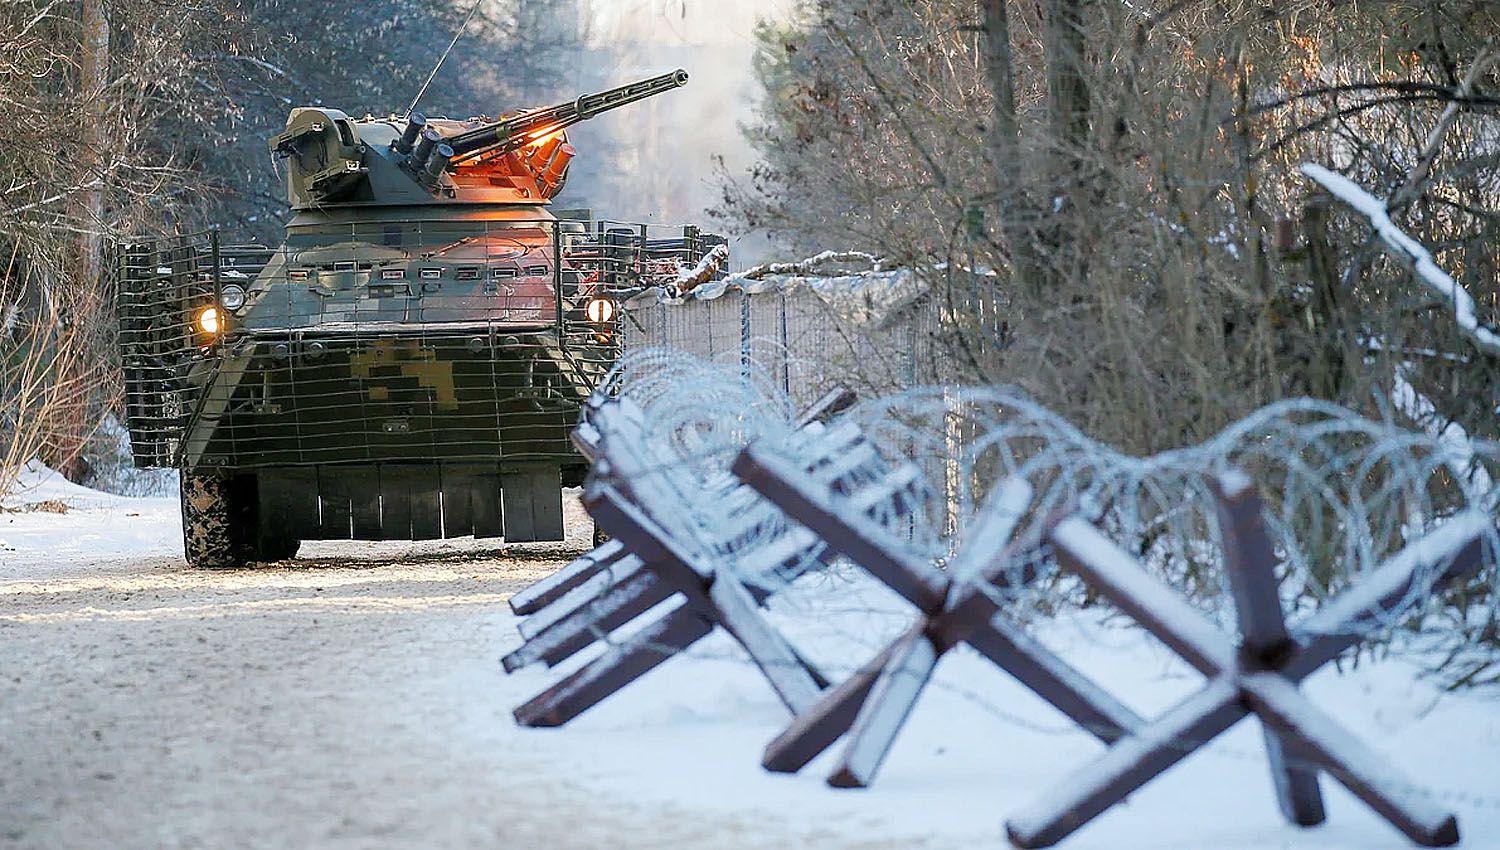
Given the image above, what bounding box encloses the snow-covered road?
[4,467,1500,849]
[0,539,918,849]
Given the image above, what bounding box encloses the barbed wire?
[553,345,1500,807]
[587,346,1498,642]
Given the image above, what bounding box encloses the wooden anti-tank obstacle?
[508,389,1491,848]
[1005,469,1491,848]
[507,387,854,618]
[505,388,859,726]
[733,439,1143,789]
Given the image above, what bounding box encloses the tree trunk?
[78,0,108,288]
[1044,0,1090,178]
[978,0,1039,299]
[1040,0,1090,296]
[50,0,110,482]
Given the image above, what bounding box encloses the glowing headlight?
[197,306,222,336]
[220,284,247,312]
[584,296,616,324]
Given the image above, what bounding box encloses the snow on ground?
[5,470,1500,848]
[0,461,181,574]
[480,574,1500,849]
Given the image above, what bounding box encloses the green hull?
[182,326,602,472]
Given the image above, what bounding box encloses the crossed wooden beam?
[508,387,856,619]
[505,389,858,727]
[732,443,1143,789]
[1005,471,1491,848]
[739,435,1490,846]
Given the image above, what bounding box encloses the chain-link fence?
[620,268,954,411]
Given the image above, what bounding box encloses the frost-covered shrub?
[79,414,178,498]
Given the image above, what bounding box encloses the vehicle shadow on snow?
[271,537,591,572]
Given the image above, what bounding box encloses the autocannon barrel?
[447,69,689,163]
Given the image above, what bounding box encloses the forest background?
[2,0,1497,503]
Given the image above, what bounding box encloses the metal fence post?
[209,228,222,310]
[740,288,751,375]
[553,220,565,350]
[779,290,790,399]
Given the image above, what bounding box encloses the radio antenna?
[404,0,484,119]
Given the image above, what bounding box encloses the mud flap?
[260,468,320,541]
[471,473,504,539]
[501,466,563,543]
[257,463,563,543]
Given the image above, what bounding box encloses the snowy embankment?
[5,466,1500,848]
[0,461,181,574]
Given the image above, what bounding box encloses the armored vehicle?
[118,70,726,567]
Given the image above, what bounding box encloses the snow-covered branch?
[672,243,730,296]
[727,250,883,282]
[1301,162,1500,358]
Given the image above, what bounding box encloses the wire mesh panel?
[620,300,664,355]
[619,265,968,409]
[118,233,233,468]
[616,265,980,528]
[746,290,787,391]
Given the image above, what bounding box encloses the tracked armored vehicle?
[119,70,725,567]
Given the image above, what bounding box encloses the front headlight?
[220,284,247,312]
[197,306,222,336]
[584,296,617,324]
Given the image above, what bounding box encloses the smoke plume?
[554,0,795,260]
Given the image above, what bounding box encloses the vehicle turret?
[269,70,690,210]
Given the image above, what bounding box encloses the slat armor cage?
[118,218,723,475]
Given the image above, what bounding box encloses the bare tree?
[1,0,256,485]
[719,0,1500,449]
[0,0,584,492]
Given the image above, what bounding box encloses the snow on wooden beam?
[1007,471,1490,848]
[828,626,940,789]
[506,389,864,728]
[508,538,630,616]
[1047,516,1237,677]
[1289,510,1490,679]
[735,463,1144,788]
[502,563,665,673]
[516,550,647,642]
[513,604,715,727]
